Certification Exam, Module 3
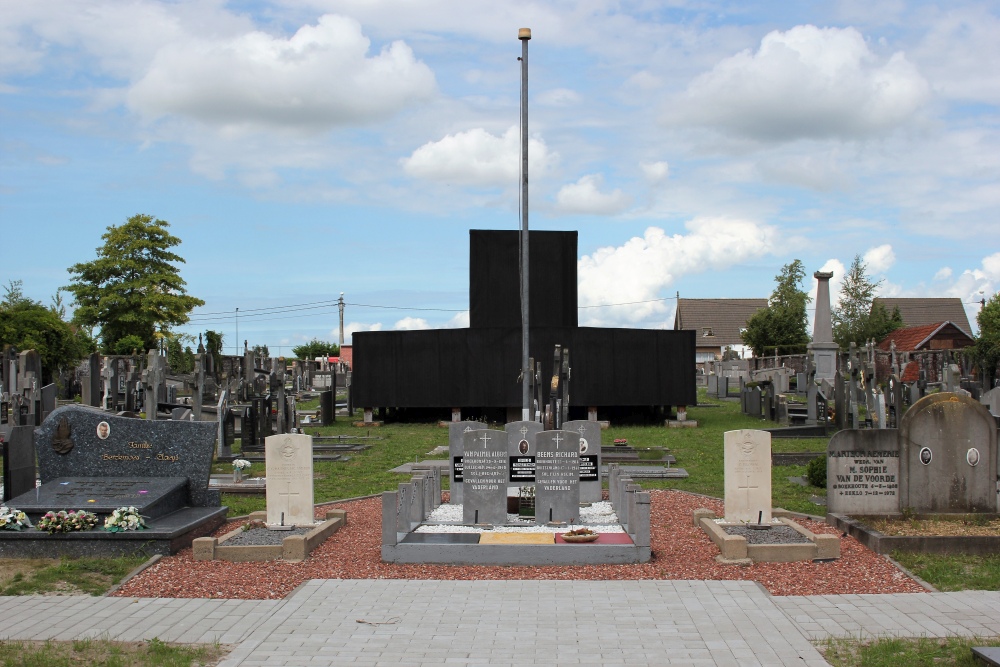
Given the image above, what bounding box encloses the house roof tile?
[873,297,972,336]
[674,298,768,346]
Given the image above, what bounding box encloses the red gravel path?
[112,490,926,599]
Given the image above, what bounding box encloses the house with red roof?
[878,321,974,383]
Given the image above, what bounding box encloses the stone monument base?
[694,508,840,563]
[0,506,228,558]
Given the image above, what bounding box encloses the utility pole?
[235,307,239,356]
[519,27,531,421]
[338,293,345,347]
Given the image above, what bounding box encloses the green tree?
[972,293,1000,388]
[204,330,225,358]
[0,280,93,384]
[741,260,811,356]
[166,336,195,373]
[291,338,340,360]
[832,255,903,347]
[64,214,205,353]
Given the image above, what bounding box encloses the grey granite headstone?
[534,429,580,524]
[505,421,542,485]
[448,421,484,504]
[461,429,508,525]
[2,425,36,501]
[827,429,899,515]
[563,419,602,502]
[899,393,998,513]
[34,404,219,507]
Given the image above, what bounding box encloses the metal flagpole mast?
[519,27,531,421]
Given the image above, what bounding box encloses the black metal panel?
[351,327,695,409]
[469,230,578,329]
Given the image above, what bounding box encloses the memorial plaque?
[461,429,508,525]
[564,420,602,502]
[723,429,771,523]
[448,421,484,504]
[265,433,316,526]
[8,477,188,520]
[827,430,899,515]
[34,405,218,507]
[505,421,542,484]
[534,429,579,524]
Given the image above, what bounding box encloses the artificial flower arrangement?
[104,506,148,532]
[613,438,629,446]
[232,459,252,471]
[0,505,32,531]
[36,509,99,534]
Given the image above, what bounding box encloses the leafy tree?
[251,344,269,358]
[64,214,204,354]
[832,255,903,347]
[0,280,93,384]
[112,335,144,356]
[292,338,340,360]
[166,336,195,374]
[741,260,811,356]
[204,330,224,359]
[972,293,1000,388]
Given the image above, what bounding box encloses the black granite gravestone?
[2,425,36,501]
[8,477,188,520]
[34,404,218,507]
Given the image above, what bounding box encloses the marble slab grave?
[8,476,188,520]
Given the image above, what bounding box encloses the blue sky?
[3,0,999,355]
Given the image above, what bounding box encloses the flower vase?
[233,468,243,483]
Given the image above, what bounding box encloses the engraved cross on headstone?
[478,432,492,448]
[553,433,564,449]
[738,475,758,506]
[519,425,529,438]
[279,482,301,523]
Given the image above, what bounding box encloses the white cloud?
[444,311,470,328]
[537,88,581,106]
[554,174,632,215]
[127,14,435,132]
[863,244,895,273]
[577,217,778,324]
[669,25,929,142]
[934,267,953,281]
[393,317,430,330]
[401,126,556,187]
[641,161,670,184]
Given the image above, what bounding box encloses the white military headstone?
[723,429,772,523]
[265,433,315,526]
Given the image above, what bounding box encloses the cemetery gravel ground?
[111,489,925,600]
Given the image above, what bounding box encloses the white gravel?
[417,501,624,533]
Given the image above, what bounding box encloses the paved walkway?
[2,581,1000,666]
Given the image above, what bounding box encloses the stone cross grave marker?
[535,429,580,524]
[724,429,771,523]
[265,433,315,526]
[563,419,602,502]
[505,420,543,486]
[461,429,508,525]
[448,421,484,504]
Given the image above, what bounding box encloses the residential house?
[673,297,767,363]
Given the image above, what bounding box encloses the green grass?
[0,637,227,666]
[819,635,1000,666]
[0,555,147,596]
[891,552,1000,591]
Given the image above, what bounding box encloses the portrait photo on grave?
[96,421,110,440]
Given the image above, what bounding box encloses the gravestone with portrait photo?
[505,420,542,486]
[563,419,602,502]
[898,393,998,514]
[2,404,226,557]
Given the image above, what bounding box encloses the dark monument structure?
[352,230,696,422]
